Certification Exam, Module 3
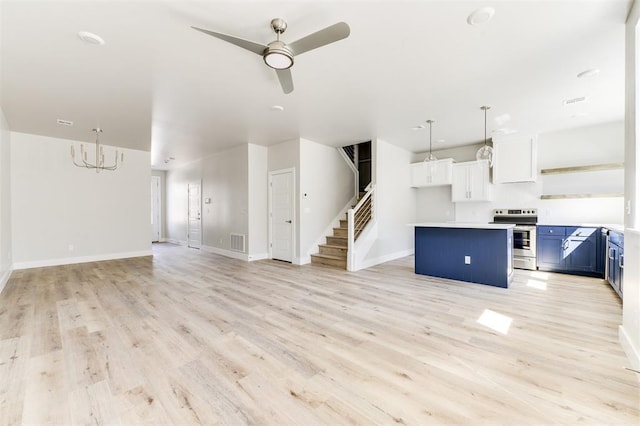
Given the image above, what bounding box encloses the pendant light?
[423,119,437,162]
[476,105,493,167]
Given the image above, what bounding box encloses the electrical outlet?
[464,255,471,264]
[68,244,74,252]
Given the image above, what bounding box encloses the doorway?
[269,168,295,262]
[187,182,202,249]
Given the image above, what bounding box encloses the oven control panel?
[493,208,537,216]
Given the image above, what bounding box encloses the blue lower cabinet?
[606,231,624,298]
[415,227,512,288]
[537,226,602,277]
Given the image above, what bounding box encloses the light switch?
[464,256,471,264]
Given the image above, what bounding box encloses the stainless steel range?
[492,209,538,270]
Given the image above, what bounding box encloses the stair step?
[310,253,347,269]
[319,244,347,258]
[333,227,347,237]
[339,219,348,228]
[326,236,348,247]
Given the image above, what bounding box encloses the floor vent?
[230,233,245,252]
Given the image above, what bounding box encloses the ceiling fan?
[192,18,350,94]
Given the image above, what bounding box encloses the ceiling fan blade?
[288,22,350,56]
[191,26,266,55]
[276,68,294,94]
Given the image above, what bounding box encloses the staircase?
[310,217,349,268]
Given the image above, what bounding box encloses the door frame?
[268,168,296,262]
[187,181,202,249]
[151,175,161,242]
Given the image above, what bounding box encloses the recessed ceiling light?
[270,105,284,111]
[577,68,600,78]
[563,96,588,106]
[78,31,105,45]
[56,118,73,126]
[467,7,495,25]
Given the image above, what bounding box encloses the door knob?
[285,220,292,223]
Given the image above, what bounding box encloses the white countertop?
[537,223,624,234]
[409,222,515,230]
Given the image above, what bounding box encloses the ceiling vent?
[56,119,74,126]
[563,96,587,106]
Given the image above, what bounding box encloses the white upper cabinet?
[451,160,492,202]
[492,134,538,183]
[410,158,453,187]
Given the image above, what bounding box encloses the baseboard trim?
[294,256,311,266]
[358,249,414,271]
[12,250,153,270]
[619,325,640,373]
[167,239,187,246]
[201,245,248,261]
[0,267,13,294]
[247,253,269,262]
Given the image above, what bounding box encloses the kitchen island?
[411,223,515,288]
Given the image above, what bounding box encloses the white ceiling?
[0,0,631,170]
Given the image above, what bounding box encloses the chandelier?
[70,128,124,172]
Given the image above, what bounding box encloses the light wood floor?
[1,243,638,425]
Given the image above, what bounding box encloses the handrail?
[337,146,359,200]
[347,184,375,270]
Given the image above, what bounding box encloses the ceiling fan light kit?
[263,41,294,69]
[192,18,350,94]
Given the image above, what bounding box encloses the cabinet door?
[618,247,624,295]
[537,235,564,269]
[564,235,597,272]
[467,161,489,201]
[492,134,538,183]
[451,164,469,201]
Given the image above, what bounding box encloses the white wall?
[299,138,354,262]
[151,169,167,240]
[248,144,268,260]
[202,145,248,250]
[10,132,151,268]
[0,107,12,291]
[362,138,416,265]
[166,144,249,256]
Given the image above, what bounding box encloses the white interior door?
[269,169,294,262]
[151,176,161,242]
[187,182,202,249]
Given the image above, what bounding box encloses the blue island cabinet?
[414,226,513,288]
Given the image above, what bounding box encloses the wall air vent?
[230,233,245,252]
[563,96,587,106]
[56,119,74,126]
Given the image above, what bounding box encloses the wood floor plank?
[0,242,637,425]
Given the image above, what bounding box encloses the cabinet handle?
[549,229,553,234]
[608,247,615,260]
[563,240,569,251]
[619,254,624,269]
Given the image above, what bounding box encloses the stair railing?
[347,183,375,268]
[338,146,359,200]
